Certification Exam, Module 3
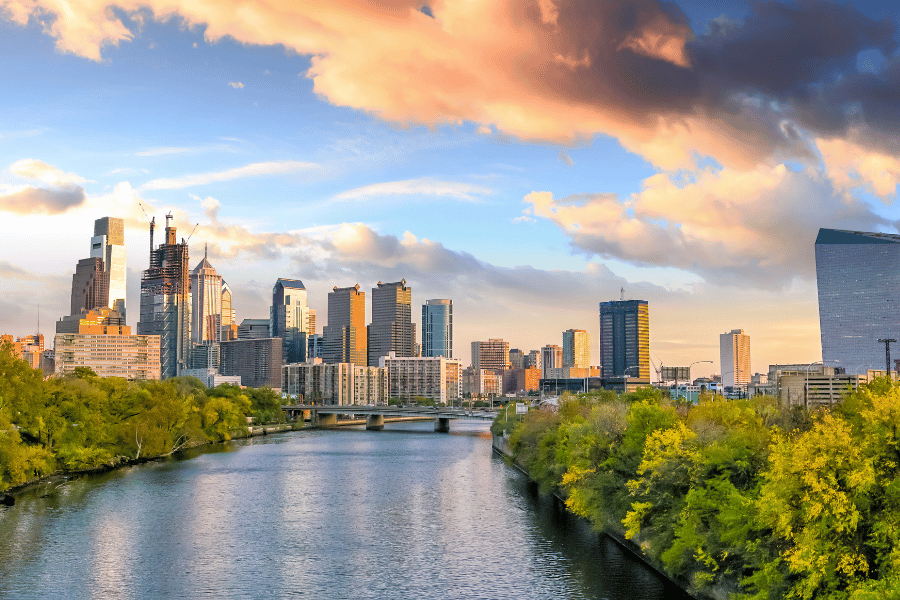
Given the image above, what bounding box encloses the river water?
[0,421,691,600]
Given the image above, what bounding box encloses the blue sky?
[2,0,900,376]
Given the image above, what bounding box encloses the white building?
[380,352,462,405]
[282,361,387,405]
[720,329,751,388]
[54,332,160,380]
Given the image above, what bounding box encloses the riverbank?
[491,433,702,600]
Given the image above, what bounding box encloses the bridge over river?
[282,404,498,432]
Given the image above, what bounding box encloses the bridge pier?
[434,417,450,433]
[315,412,338,427]
[366,414,385,431]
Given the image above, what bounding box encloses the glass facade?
[598,299,650,379]
[422,299,453,358]
[815,229,900,375]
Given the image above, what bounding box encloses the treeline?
[493,382,900,599]
[0,343,285,492]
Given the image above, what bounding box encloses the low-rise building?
[181,368,242,388]
[381,352,462,404]
[282,361,356,405]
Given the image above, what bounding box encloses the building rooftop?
[816,228,900,245]
[275,278,306,290]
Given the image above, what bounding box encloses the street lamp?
[686,361,713,402]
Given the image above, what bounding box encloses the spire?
[205,243,208,260]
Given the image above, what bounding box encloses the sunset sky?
[2,0,900,377]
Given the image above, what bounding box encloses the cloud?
[0,261,41,281]
[9,158,86,186]
[140,160,320,190]
[135,143,235,156]
[524,164,894,288]
[228,81,244,89]
[816,136,900,200]
[7,0,900,172]
[0,186,87,214]
[333,178,492,202]
[558,150,574,166]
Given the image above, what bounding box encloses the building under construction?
[138,214,190,379]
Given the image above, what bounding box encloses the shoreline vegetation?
[492,382,900,600]
[0,342,291,496]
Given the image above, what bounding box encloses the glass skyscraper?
[815,228,900,374]
[422,299,452,358]
[598,299,650,379]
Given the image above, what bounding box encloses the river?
[0,421,691,599]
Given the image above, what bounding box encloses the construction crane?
[185,223,199,244]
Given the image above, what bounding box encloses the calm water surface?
[0,421,691,599]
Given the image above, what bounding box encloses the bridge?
[282,404,498,432]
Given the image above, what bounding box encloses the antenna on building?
[204,243,208,260]
[138,202,155,252]
[620,287,624,301]
[37,302,39,336]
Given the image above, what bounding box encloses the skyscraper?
[69,216,126,319]
[471,339,510,371]
[368,280,414,366]
[562,329,590,368]
[271,278,311,364]
[422,299,452,358]
[138,215,190,379]
[720,329,751,388]
[190,246,222,343]
[599,299,650,379]
[540,344,562,378]
[324,284,367,365]
[815,228,900,374]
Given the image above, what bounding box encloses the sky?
[2,0,900,378]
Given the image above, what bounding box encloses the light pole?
[623,365,640,394]
[878,338,897,381]
[687,361,713,403]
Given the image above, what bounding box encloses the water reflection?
[1,422,691,600]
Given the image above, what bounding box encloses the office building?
[54,332,160,380]
[598,299,650,379]
[138,215,190,379]
[271,278,311,363]
[221,281,235,326]
[368,280,414,366]
[720,328,751,388]
[190,247,222,344]
[540,344,562,378]
[422,299,452,358]
[220,337,282,389]
[471,339,510,371]
[562,329,590,369]
[815,228,900,374]
[308,334,325,361]
[189,341,220,371]
[509,349,525,370]
[69,216,126,319]
[56,306,127,335]
[238,318,270,339]
[381,352,462,404]
[525,349,542,371]
[323,284,367,365]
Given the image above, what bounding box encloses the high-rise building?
[540,344,562,378]
[562,329,590,368]
[271,279,311,364]
[138,215,190,379]
[190,247,222,344]
[815,228,900,374]
[422,299,453,358]
[238,319,270,339]
[509,348,525,370]
[525,349,542,371]
[380,352,462,404]
[368,280,414,366]
[324,284,367,365]
[471,339,510,371]
[69,216,126,319]
[598,299,650,379]
[220,337,282,389]
[720,329,751,388]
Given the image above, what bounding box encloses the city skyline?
[4,0,900,377]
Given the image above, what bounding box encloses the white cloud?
[333,178,492,202]
[228,81,245,89]
[9,158,87,186]
[140,160,321,190]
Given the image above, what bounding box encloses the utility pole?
[878,338,897,381]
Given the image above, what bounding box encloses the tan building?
[368,280,415,366]
[562,329,590,369]
[56,307,128,335]
[720,329,751,388]
[282,361,356,405]
[380,352,462,405]
[324,284,367,365]
[354,365,389,405]
[471,339,510,371]
[541,344,563,378]
[54,332,161,380]
[461,367,502,398]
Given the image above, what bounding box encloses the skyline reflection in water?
[0,422,691,600]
